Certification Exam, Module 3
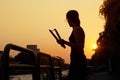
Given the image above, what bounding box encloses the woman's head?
[66,10,80,27]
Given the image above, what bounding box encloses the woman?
[57,10,87,80]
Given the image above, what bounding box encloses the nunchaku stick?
[49,29,66,48]
[49,29,58,40]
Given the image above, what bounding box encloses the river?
[10,70,68,80]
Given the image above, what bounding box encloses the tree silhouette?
[91,0,120,73]
[15,52,34,65]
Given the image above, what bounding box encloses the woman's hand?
[57,39,66,48]
[57,39,64,44]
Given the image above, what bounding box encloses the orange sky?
[0,0,104,63]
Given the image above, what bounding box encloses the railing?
[38,53,62,80]
[1,44,37,80]
[1,43,62,80]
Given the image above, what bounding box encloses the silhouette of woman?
[57,10,87,80]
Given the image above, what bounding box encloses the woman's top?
[69,27,86,64]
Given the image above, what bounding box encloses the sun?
[93,44,97,50]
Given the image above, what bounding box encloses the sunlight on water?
[10,74,32,80]
[62,70,69,77]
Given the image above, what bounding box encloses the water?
[62,70,69,77]
[10,74,32,80]
[10,70,68,80]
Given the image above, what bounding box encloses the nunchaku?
[49,29,66,48]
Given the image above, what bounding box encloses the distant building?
[26,45,40,55]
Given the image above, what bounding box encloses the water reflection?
[10,70,69,80]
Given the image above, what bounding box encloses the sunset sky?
[0,0,104,63]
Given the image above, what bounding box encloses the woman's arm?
[61,39,79,49]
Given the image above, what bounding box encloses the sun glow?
[93,44,97,50]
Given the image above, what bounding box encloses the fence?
[0,43,62,80]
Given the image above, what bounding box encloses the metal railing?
[1,43,62,80]
[1,44,37,80]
